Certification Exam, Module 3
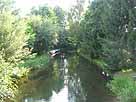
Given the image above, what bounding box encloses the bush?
[0,61,15,102]
[0,57,29,102]
[0,11,28,61]
[108,76,136,102]
[18,54,50,69]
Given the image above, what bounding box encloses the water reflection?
[50,85,68,102]
[75,58,113,102]
[15,56,115,102]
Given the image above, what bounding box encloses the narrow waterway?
[15,56,116,102]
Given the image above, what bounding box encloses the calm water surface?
[15,56,116,102]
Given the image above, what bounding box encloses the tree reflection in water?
[15,56,115,102]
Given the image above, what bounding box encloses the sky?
[15,0,91,15]
[15,0,77,15]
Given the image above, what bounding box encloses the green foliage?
[65,0,86,52]
[53,6,65,26]
[0,56,29,102]
[29,5,66,54]
[25,20,36,49]
[0,59,15,101]
[80,0,109,58]
[0,1,29,101]
[108,76,136,102]
[32,16,60,53]
[19,54,50,69]
[79,0,136,70]
[31,5,55,18]
[0,11,28,61]
[93,59,109,71]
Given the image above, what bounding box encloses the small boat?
[49,49,61,57]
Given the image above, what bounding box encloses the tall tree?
[29,5,62,54]
[65,0,87,52]
[79,0,136,70]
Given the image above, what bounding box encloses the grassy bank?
[108,75,136,102]
[18,53,52,79]
[80,53,136,102]
[18,54,50,69]
[96,63,136,102]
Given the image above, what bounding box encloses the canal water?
[15,56,116,102]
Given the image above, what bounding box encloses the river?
[15,56,116,102]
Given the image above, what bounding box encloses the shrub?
[18,54,50,69]
[108,76,136,102]
[0,54,29,102]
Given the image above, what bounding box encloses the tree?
[29,5,62,54]
[0,0,27,60]
[0,1,29,100]
[53,6,65,26]
[64,0,87,52]
[80,0,109,58]
[79,0,136,70]
[0,0,14,12]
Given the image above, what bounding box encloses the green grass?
[108,76,136,102]
[18,54,50,69]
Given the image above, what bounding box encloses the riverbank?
[79,52,136,102]
[79,53,110,73]
[93,59,136,102]
[1,54,51,102]
[108,70,136,102]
